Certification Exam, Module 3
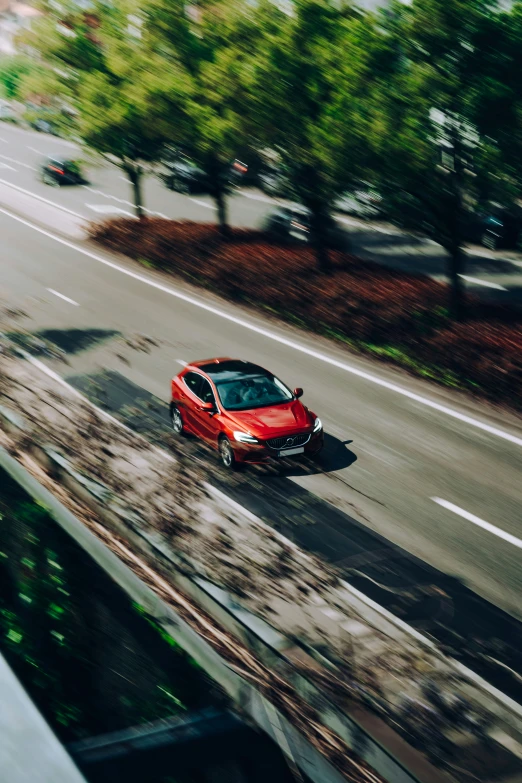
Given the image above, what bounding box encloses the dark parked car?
[30,116,60,135]
[258,166,291,198]
[470,203,522,251]
[335,186,384,219]
[262,206,348,249]
[159,149,250,194]
[161,158,208,194]
[40,157,86,187]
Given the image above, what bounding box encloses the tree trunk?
[309,209,332,274]
[127,167,144,220]
[447,245,466,319]
[215,189,230,239]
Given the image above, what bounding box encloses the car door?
[190,377,221,443]
[180,371,205,433]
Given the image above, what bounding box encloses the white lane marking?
[83,185,134,207]
[176,359,187,365]
[46,288,79,306]
[0,137,7,143]
[0,153,34,170]
[0,178,85,218]
[336,215,402,235]
[83,185,167,218]
[0,161,15,171]
[459,274,508,291]
[189,198,216,209]
[432,498,522,550]
[86,203,134,217]
[1,205,522,450]
[242,192,276,204]
[28,146,46,155]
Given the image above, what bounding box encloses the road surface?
[1,191,522,628]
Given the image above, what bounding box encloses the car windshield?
[216,374,293,411]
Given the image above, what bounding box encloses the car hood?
[226,400,312,437]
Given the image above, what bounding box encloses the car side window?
[199,378,216,405]
[183,372,203,398]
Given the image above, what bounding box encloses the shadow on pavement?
[65,367,522,704]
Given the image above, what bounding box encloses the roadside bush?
[90,218,522,410]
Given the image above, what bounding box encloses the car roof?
[188,358,270,382]
[45,156,70,164]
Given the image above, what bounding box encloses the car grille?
[266,433,311,450]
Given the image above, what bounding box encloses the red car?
[170,358,323,468]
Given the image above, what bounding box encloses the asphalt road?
[1,187,522,627]
[2,120,522,301]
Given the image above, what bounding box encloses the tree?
[0,55,40,100]
[23,1,189,218]
[145,0,260,237]
[372,0,507,318]
[242,0,378,272]
[77,52,189,218]
[468,2,522,211]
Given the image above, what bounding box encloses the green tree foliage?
[245,0,376,271]
[78,46,189,218]
[372,0,509,317]
[145,0,260,236]
[468,2,522,203]
[0,55,41,99]
[24,1,189,217]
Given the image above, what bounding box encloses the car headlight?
[233,431,259,444]
[313,417,323,433]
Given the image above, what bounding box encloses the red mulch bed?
[90,219,522,411]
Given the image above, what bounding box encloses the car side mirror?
[293,387,303,399]
[199,401,215,413]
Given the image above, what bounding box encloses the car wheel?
[218,435,236,470]
[170,405,184,435]
[43,172,59,187]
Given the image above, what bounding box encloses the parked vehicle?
[170,358,323,469]
[335,186,383,219]
[160,157,208,194]
[159,148,250,193]
[0,100,15,121]
[258,166,291,197]
[40,157,87,186]
[262,205,348,249]
[471,202,522,251]
[229,159,249,187]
